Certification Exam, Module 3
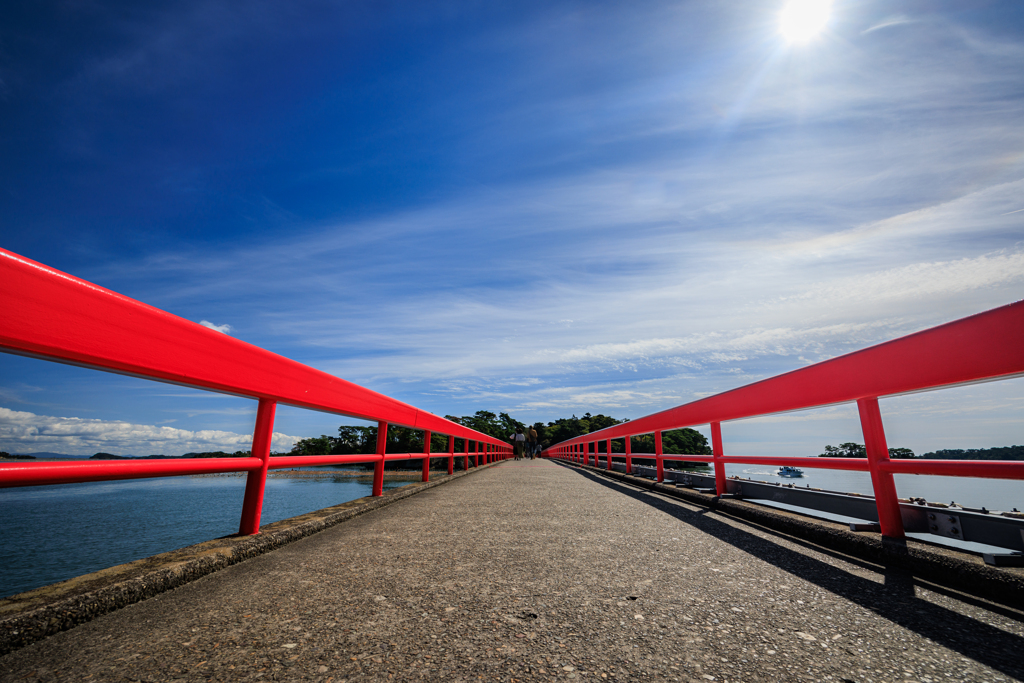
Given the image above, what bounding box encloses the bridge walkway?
[2,459,1023,682]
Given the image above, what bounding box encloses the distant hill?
[0,451,254,460]
[919,445,1024,461]
[2,452,93,459]
[0,452,36,460]
[88,451,250,460]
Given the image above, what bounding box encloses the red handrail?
[0,248,511,534]
[546,301,1024,539]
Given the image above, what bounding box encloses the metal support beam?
[711,421,727,496]
[858,397,904,539]
[422,430,431,482]
[373,421,388,497]
[238,398,277,535]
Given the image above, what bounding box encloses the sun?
[779,0,831,44]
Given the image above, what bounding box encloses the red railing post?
[711,421,727,496]
[625,436,632,474]
[858,398,905,539]
[422,430,432,482]
[373,421,388,497]
[606,439,611,470]
[238,398,277,536]
[655,431,664,482]
[464,439,469,471]
[448,435,455,475]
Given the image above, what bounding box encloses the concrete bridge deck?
[2,459,1023,683]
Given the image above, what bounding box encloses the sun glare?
[780,0,831,44]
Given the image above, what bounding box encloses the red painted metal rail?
[0,248,510,535]
[545,301,1024,539]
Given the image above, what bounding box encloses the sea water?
[721,463,1022,512]
[0,473,404,599]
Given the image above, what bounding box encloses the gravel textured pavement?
[2,459,1023,682]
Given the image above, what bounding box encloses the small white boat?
[777,466,804,478]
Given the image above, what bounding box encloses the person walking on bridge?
[511,427,526,460]
[527,426,538,460]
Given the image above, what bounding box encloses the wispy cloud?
[79,171,1024,425]
[199,320,232,334]
[5,0,1023,447]
[862,15,916,35]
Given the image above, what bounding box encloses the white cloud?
[0,407,301,456]
[199,320,232,334]
[52,4,1024,430]
[862,16,916,35]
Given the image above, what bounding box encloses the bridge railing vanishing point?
[544,301,1024,544]
[0,248,510,535]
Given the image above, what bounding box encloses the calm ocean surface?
[0,471,405,599]
[2,462,1021,599]
[722,463,1023,512]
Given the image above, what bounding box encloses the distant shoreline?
[0,459,455,481]
[193,469,450,480]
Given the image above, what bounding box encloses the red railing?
[0,248,510,535]
[545,301,1024,539]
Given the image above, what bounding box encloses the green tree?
[541,413,625,448]
[819,443,866,458]
[919,445,1024,460]
[290,435,336,455]
[446,411,524,442]
[535,414,710,467]
[290,412,522,471]
[819,443,915,459]
[628,428,711,468]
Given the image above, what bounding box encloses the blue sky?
[2,0,1023,457]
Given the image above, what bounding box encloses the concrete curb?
[0,461,506,655]
[559,460,1024,609]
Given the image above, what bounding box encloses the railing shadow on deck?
[556,461,1024,680]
